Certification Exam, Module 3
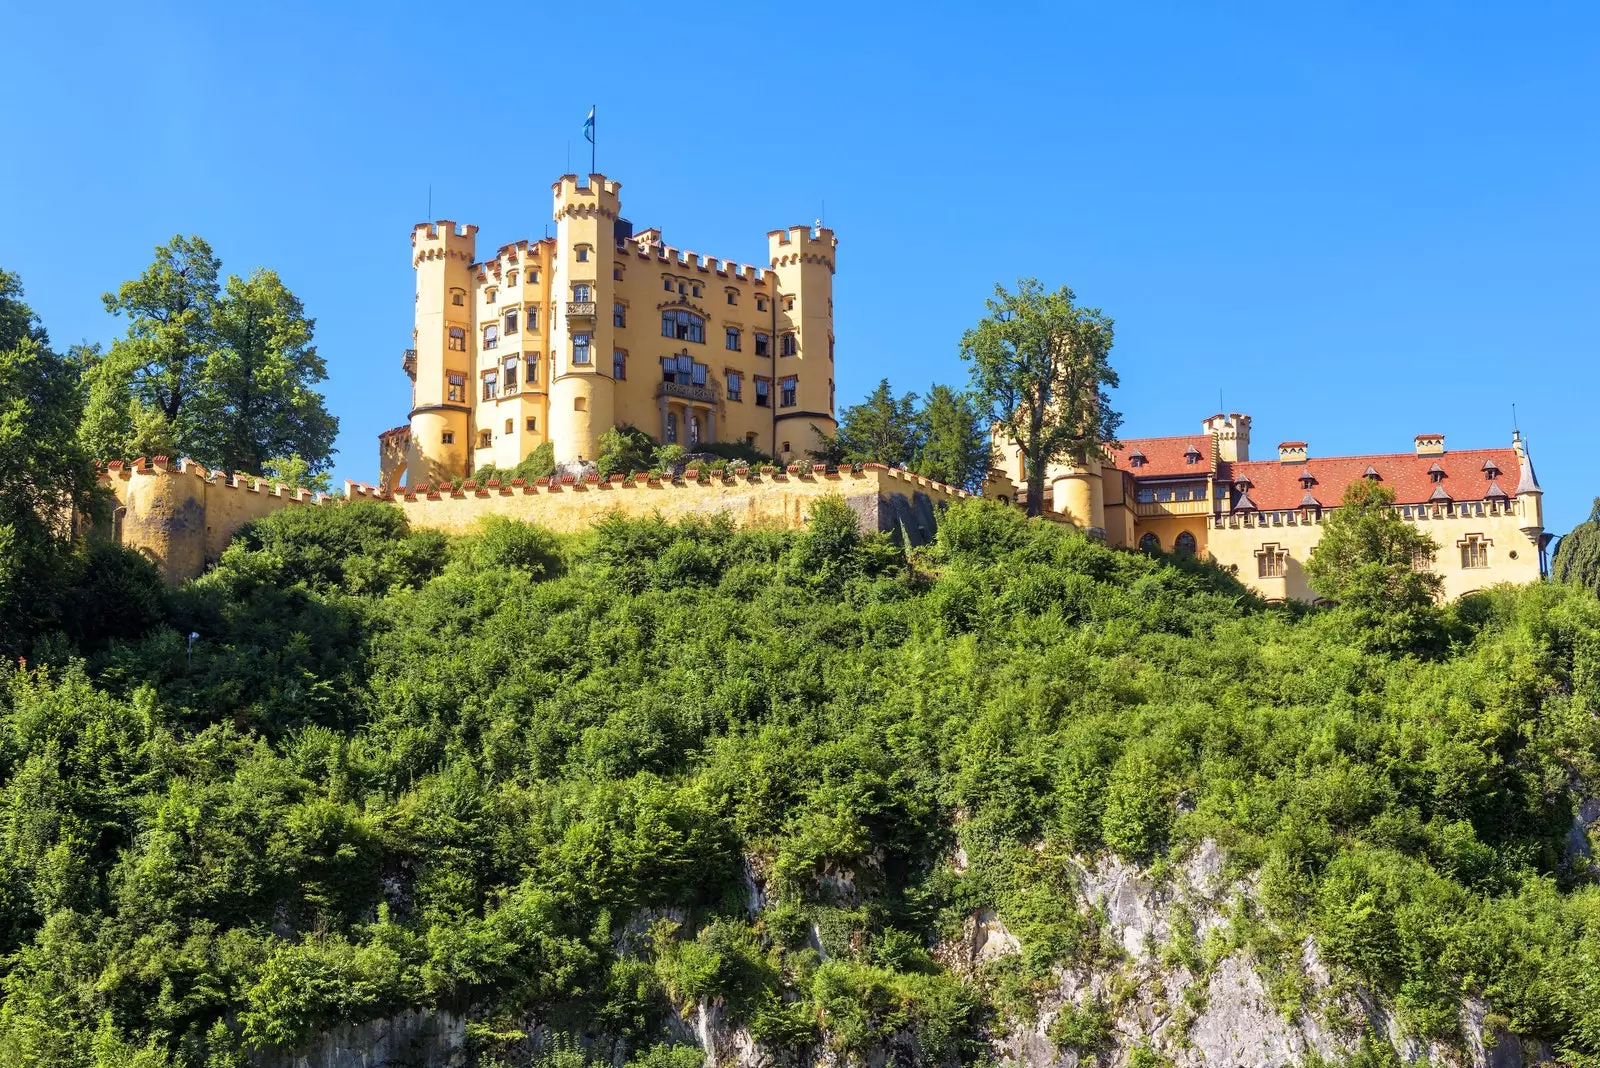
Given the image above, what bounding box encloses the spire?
[1514,431,1542,496]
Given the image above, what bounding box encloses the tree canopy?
[1551,498,1600,596]
[961,279,1120,516]
[87,236,337,475]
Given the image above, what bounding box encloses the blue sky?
[2,2,1596,532]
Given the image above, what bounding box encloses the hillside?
[2,497,1598,1068]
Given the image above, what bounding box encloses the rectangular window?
[780,376,797,407]
[478,430,492,448]
[613,350,626,380]
[576,247,589,261]
[613,266,623,280]
[725,327,741,351]
[528,357,539,384]
[755,376,771,408]
[572,284,591,303]
[727,371,742,402]
[1461,536,1489,569]
[447,373,466,403]
[780,333,797,356]
[502,356,519,393]
[482,371,498,400]
[483,324,499,350]
[528,306,539,331]
[486,289,497,303]
[573,333,591,364]
[613,303,626,327]
[755,332,770,356]
[660,310,705,343]
[726,291,737,305]
[1257,545,1286,579]
[442,431,455,445]
[526,417,537,432]
[505,309,519,334]
[448,327,466,351]
[664,278,674,292]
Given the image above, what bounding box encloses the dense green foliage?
[1553,498,1600,597]
[2,494,1600,1066]
[961,279,1120,515]
[83,236,338,476]
[818,379,993,490]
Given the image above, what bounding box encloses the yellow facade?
[990,415,1549,602]
[387,173,838,489]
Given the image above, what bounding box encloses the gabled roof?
[1109,435,1213,478]
[1219,447,1522,510]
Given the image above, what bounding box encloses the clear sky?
[2,2,1596,532]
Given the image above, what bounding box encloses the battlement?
[768,225,838,272]
[631,239,769,284]
[552,173,622,220]
[412,220,477,264]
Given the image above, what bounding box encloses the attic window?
[1428,462,1446,483]
[1482,460,1501,478]
[1363,466,1381,480]
[1184,446,1202,465]
[1298,467,1315,488]
[1128,449,1146,468]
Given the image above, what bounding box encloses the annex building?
[990,414,1549,601]
[381,172,838,488]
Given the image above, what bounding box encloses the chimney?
[1278,441,1308,465]
[1415,434,1445,457]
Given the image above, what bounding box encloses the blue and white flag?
[583,107,595,144]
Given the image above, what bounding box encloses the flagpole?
[590,104,597,174]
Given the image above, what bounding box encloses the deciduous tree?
[1304,480,1443,651]
[1550,498,1600,597]
[961,279,1120,516]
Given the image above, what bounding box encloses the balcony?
[1134,498,1211,518]
[401,348,416,380]
[566,301,596,320]
[656,380,718,404]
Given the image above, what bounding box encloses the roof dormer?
[1428,462,1446,483]
[1128,449,1146,468]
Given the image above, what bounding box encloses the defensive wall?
[99,459,972,585]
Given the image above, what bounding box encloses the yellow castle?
[991,413,1549,601]
[380,173,839,488]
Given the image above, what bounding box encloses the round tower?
[766,224,838,460]
[1050,454,1106,536]
[547,174,621,463]
[407,220,478,483]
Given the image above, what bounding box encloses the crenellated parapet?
[411,221,478,266]
[767,225,838,273]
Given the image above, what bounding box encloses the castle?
[95,168,1551,601]
[380,173,838,488]
[989,414,1548,600]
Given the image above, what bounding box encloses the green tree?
[836,378,921,468]
[912,384,993,491]
[1550,498,1600,597]
[96,234,220,446]
[92,238,336,474]
[188,269,338,476]
[0,270,98,646]
[1304,480,1443,650]
[961,279,1119,516]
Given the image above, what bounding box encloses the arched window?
[1139,533,1160,553]
[661,309,705,343]
[1175,531,1197,555]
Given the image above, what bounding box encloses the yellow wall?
[1205,500,1543,601]
[103,463,970,584]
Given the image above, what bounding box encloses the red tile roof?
[1219,448,1521,510]
[1109,435,1214,478]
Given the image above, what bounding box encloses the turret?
[547,175,621,462]
[407,220,478,483]
[765,224,838,459]
[1203,412,1251,463]
[1513,429,1544,542]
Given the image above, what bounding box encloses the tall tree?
[0,270,97,644]
[188,269,337,475]
[961,279,1120,516]
[99,234,220,440]
[1551,498,1600,597]
[835,378,922,468]
[1304,480,1443,651]
[913,384,993,492]
[91,237,337,474]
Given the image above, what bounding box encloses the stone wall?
[99,461,972,585]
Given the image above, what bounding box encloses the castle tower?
[546,174,621,463]
[1202,412,1251,463]
[1050,454,1106,536]
[766,224,838,460]
[407,220,478,483]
